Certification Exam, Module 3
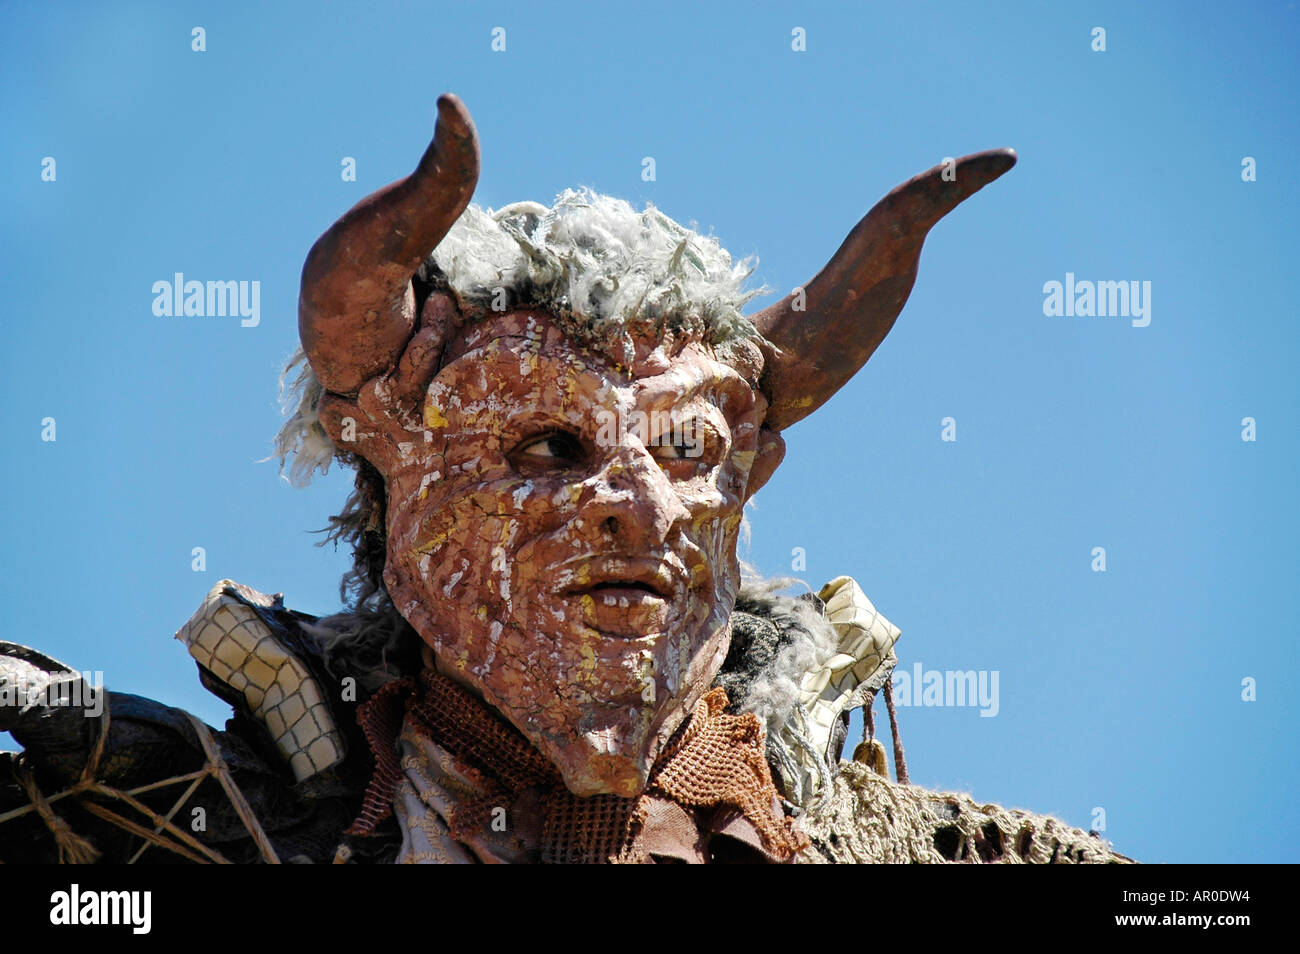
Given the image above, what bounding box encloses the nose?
[578,440,689,548]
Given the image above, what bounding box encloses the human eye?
[509,429,588,471]
[649,443,689,461]
[648,418,721,475]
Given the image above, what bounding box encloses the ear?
[744,427,785,500]
[316,391,401,476]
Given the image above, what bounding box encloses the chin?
[546,698,682,798]
[554,741,655,798]
[547,629,730,798]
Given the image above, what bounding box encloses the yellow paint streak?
[416,531,449,554]
[423,403,449,429]
[580,642,597,674]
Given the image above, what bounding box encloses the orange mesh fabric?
[350,669,807,863]
[649,688,799,860]
[542,791,644,864]
[347,677,414,837]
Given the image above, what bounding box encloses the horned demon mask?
[289,94,1014,798]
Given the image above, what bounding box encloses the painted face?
[378,310,763,796]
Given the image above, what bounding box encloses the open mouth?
[559,558,683,605]
[585,580,668,599]
[553,557,693,638]
[567,580,670,605]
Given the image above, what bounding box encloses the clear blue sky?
[2,1,1296,863]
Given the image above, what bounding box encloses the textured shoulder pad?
[795,576,901,781]
[175,580,346,782]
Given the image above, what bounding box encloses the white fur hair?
[429,188,763,344]
[276,188,765,485]
[273,348,336,487]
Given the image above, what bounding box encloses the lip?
[557,556,686,604]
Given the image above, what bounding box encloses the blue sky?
[2,1,1296,863]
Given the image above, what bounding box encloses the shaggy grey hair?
[273,350,334,488]
[728,576,843,807]
[431,188,763,344]
[274,188,767,487]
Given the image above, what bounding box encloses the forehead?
[431,310,754,410]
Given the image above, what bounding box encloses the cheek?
[389,475,588,624]
[405,487,525,585]
[673,413,758,523]
[678,468,745,541]
[385,486,545,682]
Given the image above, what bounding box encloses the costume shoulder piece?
[173,581,349,782]
[0,581,382,863]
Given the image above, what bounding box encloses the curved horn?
[299,94,480,395]
[754,148,1016,431]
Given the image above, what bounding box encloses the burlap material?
[349,669,806,863]
[798,760,1134,864]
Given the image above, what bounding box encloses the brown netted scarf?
[348,668,807,863]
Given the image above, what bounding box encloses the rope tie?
[2,701,280,863]
[882,678,909,785]
[14,760,100,864]
[10,699,113,863]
